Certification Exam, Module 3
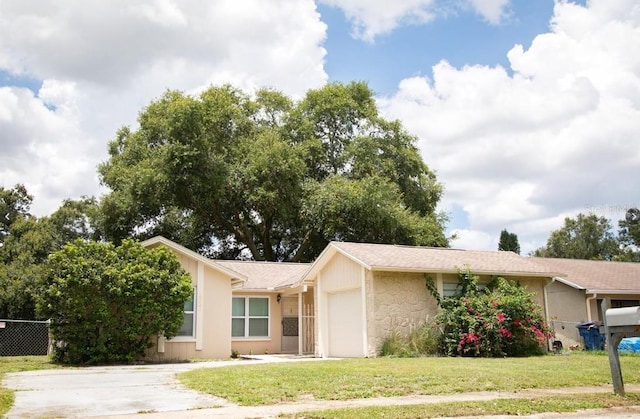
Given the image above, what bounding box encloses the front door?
[281,296,299,353]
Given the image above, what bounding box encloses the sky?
[1,0,639,255]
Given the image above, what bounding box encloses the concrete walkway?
[4,356,640,418]
[104,385,640,419]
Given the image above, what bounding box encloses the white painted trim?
[316,270,325,358]
[360,266,368,357]
[196,262,204,351]
[298,292,303,355]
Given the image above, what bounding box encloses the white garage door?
[327,288,363,357]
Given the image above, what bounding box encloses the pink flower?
[498,327,512,338]
[496,313,505,323]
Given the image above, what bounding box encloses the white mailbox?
[606,306,640,327]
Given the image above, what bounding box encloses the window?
[232,296,269,338]
[176,288,196,337]
[612,299,640,309]
[442,281,488,298]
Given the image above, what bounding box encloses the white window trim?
[232,295,270,340]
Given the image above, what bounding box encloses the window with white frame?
[232,296,269,338]
[176,288,196,337]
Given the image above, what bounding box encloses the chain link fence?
[0,319,50,356]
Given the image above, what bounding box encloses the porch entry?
[281,297,299,352]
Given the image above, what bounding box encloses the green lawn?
[179,352,640,408]
[0,356,57,416]
[282,393,640,418]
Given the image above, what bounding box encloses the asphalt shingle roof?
[216,260,310,290]
[329,241,557,276]
[532,257,640,292]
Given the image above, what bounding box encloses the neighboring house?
[142,237,640,360]
[533,257,640,348]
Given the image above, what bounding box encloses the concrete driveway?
[3,355,326,418]
[3,361,238,418]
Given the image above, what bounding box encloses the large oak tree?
[99,82,448,261]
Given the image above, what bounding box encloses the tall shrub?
[39,239,192,364]
[427,271,551,357]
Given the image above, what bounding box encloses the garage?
[327,288,363,357]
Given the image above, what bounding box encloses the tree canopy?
[39,239,192,364]
[498,229,520,254]
[0,185,101,319]
[98,82,448,261]
[533,213,619,260]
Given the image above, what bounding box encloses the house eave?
[369,266,557,278]
[586,289,640,296]
[551,276,586,290]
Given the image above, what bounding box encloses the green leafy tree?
[0,185,48,319]
[427,271,550,357]
[39,239,192,364]
[0,187,102,319]
[48,196,103,244]
[98,82,448,262]
[0,216,55,319]
[615,217,640,262]
[532,213,619,260]
[0,184,33,245]
[498,229,520,254]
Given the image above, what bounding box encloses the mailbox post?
[602,299,640,396]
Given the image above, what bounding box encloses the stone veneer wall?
[367,271,439,356]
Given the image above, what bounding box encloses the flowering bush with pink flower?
[427,271,552,357]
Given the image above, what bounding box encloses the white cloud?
[0,86,98,213]
[318,0,436,42]
[467,0,511,24]
[450,228,495,251]
[380,0,640,252]
[318,0,512,42]
[0,0,328,215]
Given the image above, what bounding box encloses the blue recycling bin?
[576,321,605,350]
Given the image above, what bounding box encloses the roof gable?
[141,236,247,283]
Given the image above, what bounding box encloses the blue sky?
[320,1,557,95]
[0,0,637,254]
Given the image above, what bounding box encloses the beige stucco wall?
[198,264,232,358]
[147,251,233,361]
[546,281,586,348]
[367,271,438,356]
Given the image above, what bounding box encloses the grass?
[0,356,57,416]
[178,352,640,406]
[282,393,640,418]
